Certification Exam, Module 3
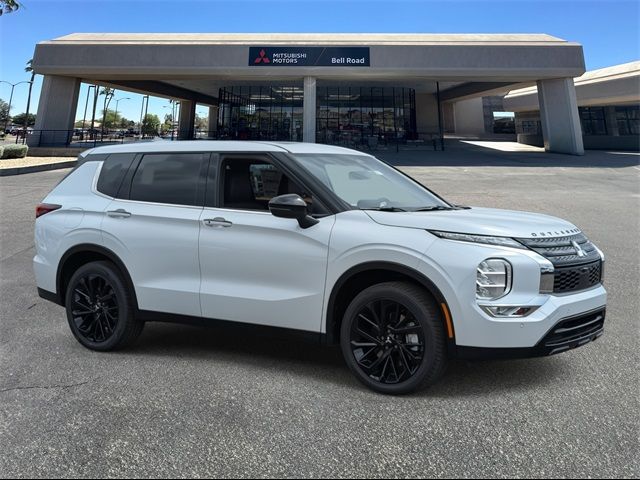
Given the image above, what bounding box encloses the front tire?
[340,281,447,395]
[65,261,143,351]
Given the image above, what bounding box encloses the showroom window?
[615,106,639,135]
[579,107,608,135]
[315,86,416,147]
[217,86,304,142]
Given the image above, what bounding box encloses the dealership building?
[31,33,590,154]
[504,61,639,151]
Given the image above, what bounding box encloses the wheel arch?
[325,261,454,346]
[56,243,138,309]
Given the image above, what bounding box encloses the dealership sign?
[249,47,370,67]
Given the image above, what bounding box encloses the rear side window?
[96,153,136,197]
[129,153,208,206]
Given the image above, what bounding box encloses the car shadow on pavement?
[129,322,571,396]
[130,322,357,389]
[423,357,572,398]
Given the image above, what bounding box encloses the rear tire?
[340,281,447,395]
[65,261,143,351]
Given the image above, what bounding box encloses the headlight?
[477,258,512,300]
[430,231,527,250]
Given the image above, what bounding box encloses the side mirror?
[268,194,319,229]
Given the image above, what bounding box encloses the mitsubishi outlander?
[34,141,607,394]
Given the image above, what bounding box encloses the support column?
[537,78,584,155]
[208,105,218,138]
[303,77,316,143]
[29,75,81,147]
[178,100,196,140]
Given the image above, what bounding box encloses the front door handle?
[203,217,232,228]
[106,209,131,218]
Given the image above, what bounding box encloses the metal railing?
[9,129,445,151]
[12,129,180,148]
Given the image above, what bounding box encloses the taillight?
[36,203,61,218]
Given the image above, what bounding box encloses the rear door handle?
[203,217,232,228]
[106,208,131,218]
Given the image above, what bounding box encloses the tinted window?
[129,153,207,206]
[96,153,136,197]
[221,158,312,211]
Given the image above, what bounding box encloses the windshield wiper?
[361,206,407,212]
[412,205,456,212]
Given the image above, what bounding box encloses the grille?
[554,261,602,293]
[542,308,605,355]
[517,233,601,267]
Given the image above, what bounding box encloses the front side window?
[129,153,207,206]
[291,154,450,211]
[221,158,314,211]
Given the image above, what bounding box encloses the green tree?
[11,112,36,127]
[195,113,208,131]
[0,0,20,15]
[141,113,160,136]
[100,109,123,130]
[99,87,115,133]
[0,99,9,126]
[161,113,174,134]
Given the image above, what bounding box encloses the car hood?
[364,207,581,239]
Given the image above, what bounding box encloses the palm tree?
[0,0,20,16]
[99,87,115,135]
[23,59,35,135]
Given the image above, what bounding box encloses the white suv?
[34,141,607,394]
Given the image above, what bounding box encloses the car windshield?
[291,153,451,211]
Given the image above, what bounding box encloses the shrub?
[1,144,28,159]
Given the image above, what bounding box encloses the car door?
[198,154,335,332]
[101,151,209,317]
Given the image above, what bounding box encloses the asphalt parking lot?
[1,146,639,478]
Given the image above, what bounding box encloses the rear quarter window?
[96,153,136,197]
[52,153,109,189]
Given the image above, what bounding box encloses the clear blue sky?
[1,0,638,123]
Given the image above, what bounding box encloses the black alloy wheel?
[65,261,143,351]
[349,298,425,385]
[70,273,119,343]
[340,281,447,395]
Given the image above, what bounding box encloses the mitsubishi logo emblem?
[254,49,270,64]
[572,240,587,257]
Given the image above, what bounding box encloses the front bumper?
[455,307,605,359]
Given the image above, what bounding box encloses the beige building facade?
[31,33,589,154]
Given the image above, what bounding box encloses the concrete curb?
[0,160,76,176]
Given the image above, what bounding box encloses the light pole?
[113,97,130,132]
[172,100,177,141]
[1,80,32,133]
[81,85,96,133]
[139,95,149,138]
